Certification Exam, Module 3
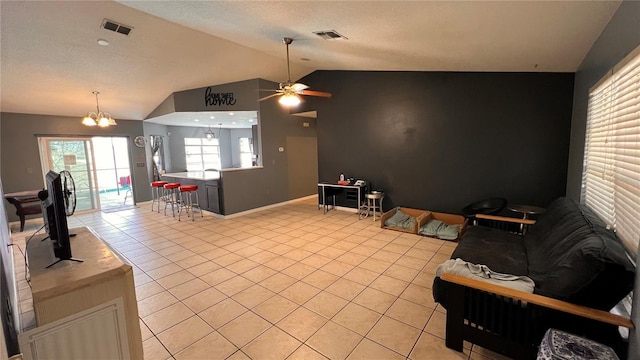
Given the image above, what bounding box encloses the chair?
[163,182,181,217]
[178,184,202,221]
[120,176,131,204]
[150,181,167,212]
[461,197,507,225]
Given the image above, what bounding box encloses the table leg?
[322,186,327,215]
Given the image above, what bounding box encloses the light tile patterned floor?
[11,198,511,360]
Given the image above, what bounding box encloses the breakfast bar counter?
[161,171,223,214]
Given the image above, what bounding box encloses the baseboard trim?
[221,195,317,219]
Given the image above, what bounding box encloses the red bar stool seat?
[163,182,181,217]
[178,184,202,221]
[150,181,168,212]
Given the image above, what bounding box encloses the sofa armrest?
[474,214,536,235]
[475,214,536,225]
[441,273,633,329]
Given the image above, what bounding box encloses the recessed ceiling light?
[97,39,110,46]
[194,119,199,122]
[232,121,236,125]
[210,116,215,119]
[229,112,234,116]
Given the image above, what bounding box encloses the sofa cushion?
[451,226,528,276]
[525,198,635,309]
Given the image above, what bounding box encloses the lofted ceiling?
[0,1,621,122]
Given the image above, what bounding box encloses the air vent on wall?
[101,19,133,36]
[313,30,347,40]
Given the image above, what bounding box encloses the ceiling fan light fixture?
[279,93,301,107]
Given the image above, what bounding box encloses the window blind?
[582,44,640,254]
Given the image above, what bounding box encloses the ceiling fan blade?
[291,83,309,92]
[299,89,332,98]
[259,93,282,101]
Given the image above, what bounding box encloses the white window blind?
[582,44,640,254]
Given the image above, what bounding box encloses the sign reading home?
[204,87,237,107]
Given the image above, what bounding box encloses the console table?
[19,226,142,359]
[4,190,41,232]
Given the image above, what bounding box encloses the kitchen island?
[161,171,223,214]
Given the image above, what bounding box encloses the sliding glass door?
[38,137,99,212]
[38,136,135,212]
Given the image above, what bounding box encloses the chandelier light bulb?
[82,116,97,126]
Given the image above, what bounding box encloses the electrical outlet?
[278,147,284,152]
[303,122,310,127]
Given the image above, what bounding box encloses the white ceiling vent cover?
[313,30,347,40]
[101,19,133,36]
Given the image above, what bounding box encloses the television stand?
[22,226,142,359]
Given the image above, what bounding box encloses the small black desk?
[317,182,366,217]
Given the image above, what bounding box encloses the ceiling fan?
[259,37,332,107]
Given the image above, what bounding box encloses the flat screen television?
[38,170,81,267]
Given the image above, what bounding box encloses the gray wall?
[221,79,319,214]
[0,113,150,221]
[229,128,252,168]
[567,2,640,358]
[565,0,640,200]
[298,71,574,214]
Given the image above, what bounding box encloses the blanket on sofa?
[436,258,535,293]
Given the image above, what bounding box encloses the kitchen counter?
[161,172,223,214]
[162,171,220,180]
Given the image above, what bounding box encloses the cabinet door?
[206,185,220,214]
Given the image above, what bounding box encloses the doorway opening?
[38,136,135,213]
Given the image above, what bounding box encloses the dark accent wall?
[564,1,640,357]
[0,113,150,221]
[298,71,574,214]
[566,0,640,201]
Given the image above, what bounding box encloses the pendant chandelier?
[204,123,223,140]
[82,91,117,127]
[204,126,215,140]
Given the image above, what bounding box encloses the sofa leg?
[445,283,465,352]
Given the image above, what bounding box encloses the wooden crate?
[380,207,430,234]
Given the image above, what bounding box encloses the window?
[185,138,220,171]
[239,137,253,168]
[582,45,640,254]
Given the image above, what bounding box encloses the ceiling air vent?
[313,30,347,40]
[101,19,133,36]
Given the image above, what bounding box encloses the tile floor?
[11,198,510,360]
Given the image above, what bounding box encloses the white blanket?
[436,258,535,293]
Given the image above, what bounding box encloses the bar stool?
[163,182,181,217]
[364,191,385,221]
[178,184,202,221]
[150,181,168,212]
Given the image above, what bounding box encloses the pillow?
[385,208,415,229]
[419,220,461,240]
[419,219,444,236]
[436,223,461,240]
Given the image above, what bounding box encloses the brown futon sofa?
[433,197,635,359]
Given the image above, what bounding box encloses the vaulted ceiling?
[0,1,621,121]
